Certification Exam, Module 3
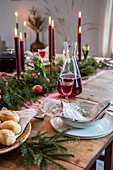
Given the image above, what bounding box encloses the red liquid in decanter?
[58,73,82,97]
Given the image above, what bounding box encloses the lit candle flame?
[15,12,18,17]
[48,16,52,25]
[23,21,26,27]
[19,32,23,40]
[14,28,18,36]
[78,26,82,33]
[78,11,81,18]
[52,20,54,28]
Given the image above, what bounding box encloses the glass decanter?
[58,42,82,97]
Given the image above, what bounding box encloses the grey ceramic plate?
[50,114,113,139]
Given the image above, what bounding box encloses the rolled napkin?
[40,99,111,122]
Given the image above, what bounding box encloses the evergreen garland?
[17,128,79,170]
[0,56,109,110]
[0,57,61,110]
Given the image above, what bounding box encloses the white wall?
[0,0,101,56]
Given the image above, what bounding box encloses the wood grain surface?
[0,70,113,170]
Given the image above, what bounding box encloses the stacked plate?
[50,114,113,139]
[40,99,113,139]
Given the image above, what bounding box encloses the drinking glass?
[38,49,46,62]
[60,77,74,102]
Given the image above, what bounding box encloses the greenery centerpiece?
[27,6,45,52]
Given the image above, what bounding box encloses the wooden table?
[0,70,113,170]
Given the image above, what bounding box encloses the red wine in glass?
[38,50,46,58]
[58,73,82,97]
[60,81,73,96]
[60,78,74,101]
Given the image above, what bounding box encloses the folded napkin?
[40,99,111,122]
[15,109,37,138]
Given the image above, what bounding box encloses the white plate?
[50,114,113,139]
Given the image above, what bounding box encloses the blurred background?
[0,0,112,58]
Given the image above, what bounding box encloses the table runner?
[19,69,110,110]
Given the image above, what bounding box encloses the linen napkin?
[40,99,111,122]
[15,109,37,138]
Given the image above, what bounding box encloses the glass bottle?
[58,42,82,97]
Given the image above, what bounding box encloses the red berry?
[0,90,1,95]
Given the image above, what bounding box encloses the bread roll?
[0,121,21,135]
[0,110,19,123]
[0,129,16,146]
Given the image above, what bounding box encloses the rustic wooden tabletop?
[0,70,113,170]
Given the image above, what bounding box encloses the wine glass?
[38,49,46,62]
[60,77,74,102]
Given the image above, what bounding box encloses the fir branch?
[49,127,72,141]
[17,129,79,170]
[55,137,80,143]
[46,155,68,170]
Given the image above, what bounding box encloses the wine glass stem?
[65,95,68,103]
[41,58,43,63]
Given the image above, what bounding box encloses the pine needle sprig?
[17,128,79,170]
[46,155,68,170]
[55,137,80,143]
[48,127,72,141]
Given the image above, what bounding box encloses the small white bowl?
[61,112,106,128]
[61,102,107,128]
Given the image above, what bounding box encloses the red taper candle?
[78,26,82,61]
[52,20,55,58]
[48,16,52,62]
[77,11,82,61]
[20,32,25,71]
[78,11,81,32]
[14,28,21,78]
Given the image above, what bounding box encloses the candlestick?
[23,21,27,50]
[14,28,21,79]
[15,12,19,32]
[20,32,25,71]
[78,26,82,61]
[52,20,55,65]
